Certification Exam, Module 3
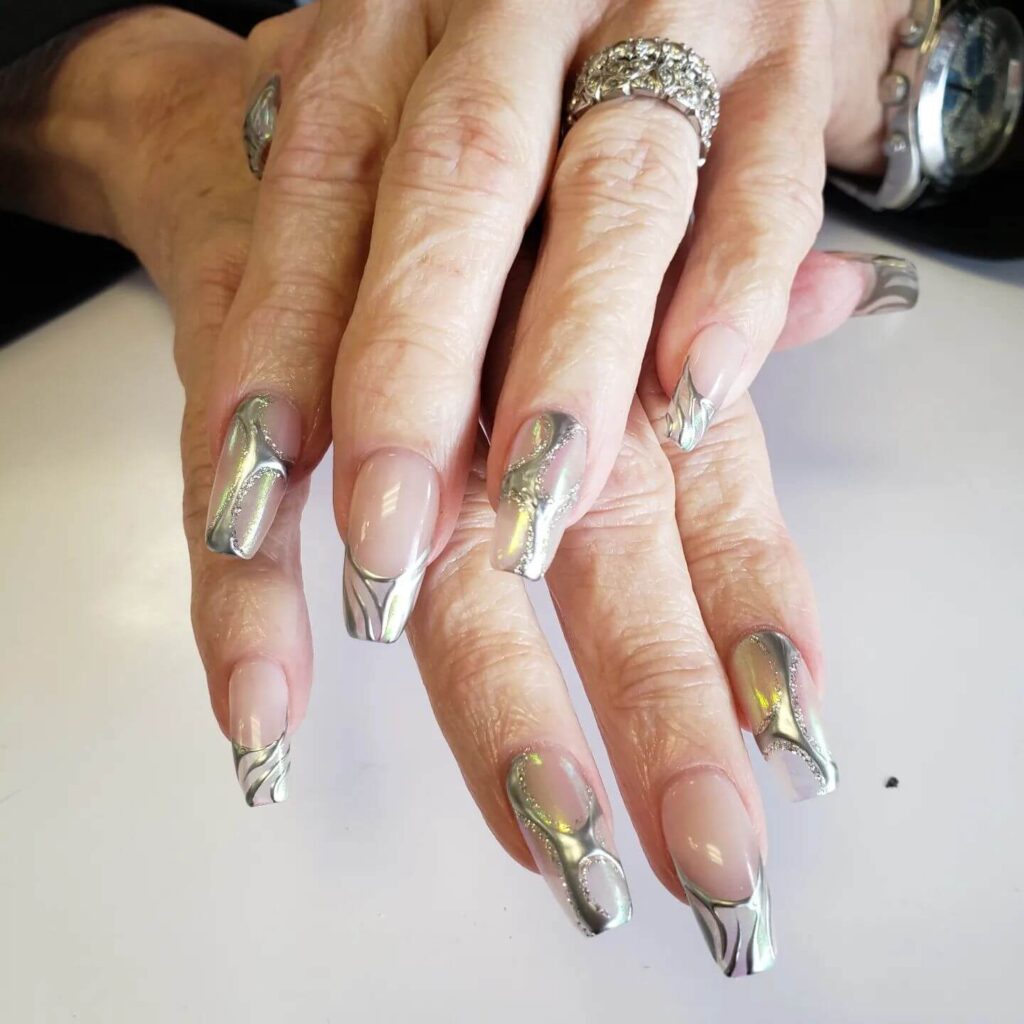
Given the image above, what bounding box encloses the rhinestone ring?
[244,75,281,180]
[566,39,720,166]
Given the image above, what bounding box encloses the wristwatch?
[833,0,1024,210]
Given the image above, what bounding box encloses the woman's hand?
[203,0,917,650]
[4,3,905,975]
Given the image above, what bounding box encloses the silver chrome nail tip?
[666,362,716,452]
[676,864,776,978]
[343,546,427,644]
[827,252,919,317]
[232,729,290,807]
[206,394,292,559]
[739,631,838,802]
[495,413,586,580]
[506,753,632,937]
[244,75,280,180]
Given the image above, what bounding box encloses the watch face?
[940,7,1024,176]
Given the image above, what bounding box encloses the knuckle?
[585,430,676,529]
[386,82,534,204]
[604,636,720,721]
[239,281,345,368]
[553,117,694,227]
[265,94,388,204]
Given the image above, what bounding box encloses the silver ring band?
[566,38,720,166]
[244,75,281,180]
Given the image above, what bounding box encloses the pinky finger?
[177,276,313,808]
[776,251,918,352]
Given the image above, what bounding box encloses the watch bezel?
[917,3,1024,184]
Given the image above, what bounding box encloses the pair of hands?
[4,0,916,975]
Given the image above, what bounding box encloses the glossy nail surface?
[228,659,291,807]
[492,413,586,580]
[731,630,838,801]
[666,324,748,452]
[343,449,439,644]
[206,394,300,559]
[663,770,775,977]
[507,750,631,936]
[825,252,919,316]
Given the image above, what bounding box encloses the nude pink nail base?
[662,770,775,977]
[343,449,439,644]
[228,660,291,807]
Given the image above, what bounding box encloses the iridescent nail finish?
[506,751,631,936]
[730,630,838,801]
[205,394,296,560]
[492,413,586,580]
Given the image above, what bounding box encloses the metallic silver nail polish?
[827,252,919,316]
[674,863,775,978]
[233,726,290,807]
[492,413,587,580]
[731,631,838,801]
[507,751,631,937]
[206,395,296,560]
[244,75,280,180]
[665,361,716,452]
[343,547,428,644]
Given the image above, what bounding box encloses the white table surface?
[1,219,1022,1023]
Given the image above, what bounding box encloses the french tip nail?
[681,870,777,978]
[205,394,299,559]
[730,630,838,802]
[826,252,919,317]
[343,547,426,643]
[666,361,716,452]
[666,325,749,452]
[233,733,291,806]
[228,659,291,806]
[506,750,631,937]
[493,413,587,580]
[662,770,776,976]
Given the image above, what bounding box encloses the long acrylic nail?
[228,659,291,807]
[666,324,748,453]
[730,630,838,801]
[343,449,439,644]
[492,413,586,580]
[825,252,919,317]
[206,394,301,559]
[506,750,631,937]
[662,770,775,978]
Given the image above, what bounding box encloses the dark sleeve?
[0,1,295,345]
[0,1,294,68]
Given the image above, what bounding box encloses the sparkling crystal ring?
[566,39,720,166]
[243,75,281,180]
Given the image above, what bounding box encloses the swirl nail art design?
[233,729,290,807]
[206,395,297,560]
[507,751,631,937]
[827,252,919,316]
[244,75,280,179]
[343,547,428,644]
[493,413,587,580]
[731,630,838,801]
[676,865,775,978]
[666,362,716,453]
